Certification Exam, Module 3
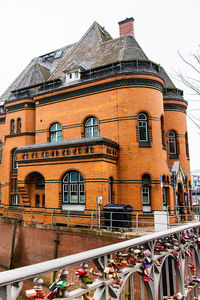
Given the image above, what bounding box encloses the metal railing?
[0,222,199,299]
[0,204,198,234]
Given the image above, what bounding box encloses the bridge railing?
[0,222,199,300]
[0,205,198,234]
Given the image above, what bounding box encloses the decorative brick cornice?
[36,78,163,106]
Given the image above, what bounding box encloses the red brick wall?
[0,222,120,269]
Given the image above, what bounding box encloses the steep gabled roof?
[0,21,179,103]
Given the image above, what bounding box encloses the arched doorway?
[25,172,45,208]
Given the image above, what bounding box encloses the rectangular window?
[11,194,19,206]
[79,183,85,203]
[70,184,78,203]
[142,187,150,205]
[138,122,148,141]
[168,138,176,154]
[162,187,167,205]
[63,185,68,203]
[85,127,92,138]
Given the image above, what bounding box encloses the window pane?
[163,188,167,205]
[85,127,92,138]
[57,133,63,141]
[70,172,78,182]
[85,119,92,126]
[93,126,99,137]
[139,127,148,141]
[51,132,56,142]
[63,192,68,203]
[63,174,69,182]
[169,140,176,154]
[80,194,85,203]
[93,118,98,125]
[142,187,150,204]
[71,193,78,203]
[138,113,147,120]
[51,124,57,131]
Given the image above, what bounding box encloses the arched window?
[85,117,99,138]
[185,132,189,158]
[17,118,21,133]
[168,131,176,155]
[160,116,166,148]
[50,123,62,142]
[142,174,151,212]
[138,113,148,142]
[11,149,18,170]
[63,171,85,204]
[0,140,2,162]
[10,119,15,134]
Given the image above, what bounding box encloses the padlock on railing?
[46,268,74,299]
[25,277,46,299]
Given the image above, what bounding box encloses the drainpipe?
[172,172,177,217]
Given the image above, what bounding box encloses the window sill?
[62,204,85,212]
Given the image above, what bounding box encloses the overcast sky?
[0,0,199,170]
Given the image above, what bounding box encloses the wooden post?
[8,222,17,270]
[50,232,60,283]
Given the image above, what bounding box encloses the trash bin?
[103,204,133,229]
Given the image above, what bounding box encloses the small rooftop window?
[66,70,80,84]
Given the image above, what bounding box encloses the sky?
[0,0,199,170]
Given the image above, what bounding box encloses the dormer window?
[66,70,80,84]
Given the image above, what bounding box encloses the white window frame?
[63,171,85,204]
[11,194,19,206]
[17,118,21,132]
[162,187,167,206]
[85,117,99,138]
[168,131,176,154]
[142,187,150,205]
[12,150,18,170]
[50,123,63,142]
[138,113,148,142]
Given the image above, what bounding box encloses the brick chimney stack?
[118,17,134,37]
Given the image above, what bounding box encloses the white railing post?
[0,223,199,299]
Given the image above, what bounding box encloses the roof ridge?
[48,22,98,81]
[48,22,111,81]
[36,63,51,81]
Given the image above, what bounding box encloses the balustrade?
[0,223,199,299]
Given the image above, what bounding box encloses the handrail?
[0,222,199,287]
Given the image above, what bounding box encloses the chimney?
[118,17,134,37]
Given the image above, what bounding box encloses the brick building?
[0,18,192,222]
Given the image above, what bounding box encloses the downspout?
[172,171,177,217]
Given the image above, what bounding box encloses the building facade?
[0,18,192,222]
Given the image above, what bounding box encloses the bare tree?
[176,46,200,131]
[177,46,200,95]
